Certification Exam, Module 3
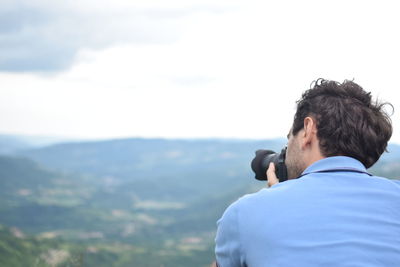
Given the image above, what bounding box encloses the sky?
[1,0,400,143]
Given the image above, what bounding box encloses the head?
[285,79,393,179]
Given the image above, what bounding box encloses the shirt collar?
[301,156,367,176]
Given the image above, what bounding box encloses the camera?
[251,147,288,182]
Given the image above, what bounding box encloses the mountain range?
[1,135,399,266]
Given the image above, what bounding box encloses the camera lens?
[251,148,288,182]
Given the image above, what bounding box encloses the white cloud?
[0,0,234,71]
[1,0,400,143]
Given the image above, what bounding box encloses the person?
[215,79,400,267]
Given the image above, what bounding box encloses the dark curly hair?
[292,79,393,168]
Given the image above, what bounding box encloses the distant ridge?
[0,134,78,155]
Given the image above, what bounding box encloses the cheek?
[285,139,299,166]
[285,146,293,165]
[286,140,294,159]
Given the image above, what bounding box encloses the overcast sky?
[1,0,400,143]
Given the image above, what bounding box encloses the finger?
[266,162,279,187]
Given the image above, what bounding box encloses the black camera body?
[251,147,288,182]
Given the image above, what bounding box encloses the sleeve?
[215,202,245,267]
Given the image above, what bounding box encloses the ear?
[301,116,317,149]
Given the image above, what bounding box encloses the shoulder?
[393,179,400,185]
[224,178,304,214]
[379,177,400,189]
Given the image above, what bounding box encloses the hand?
[266,162,279,188]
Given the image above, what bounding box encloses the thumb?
[266,162,279,187]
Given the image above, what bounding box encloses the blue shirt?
[215,156,400,267]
